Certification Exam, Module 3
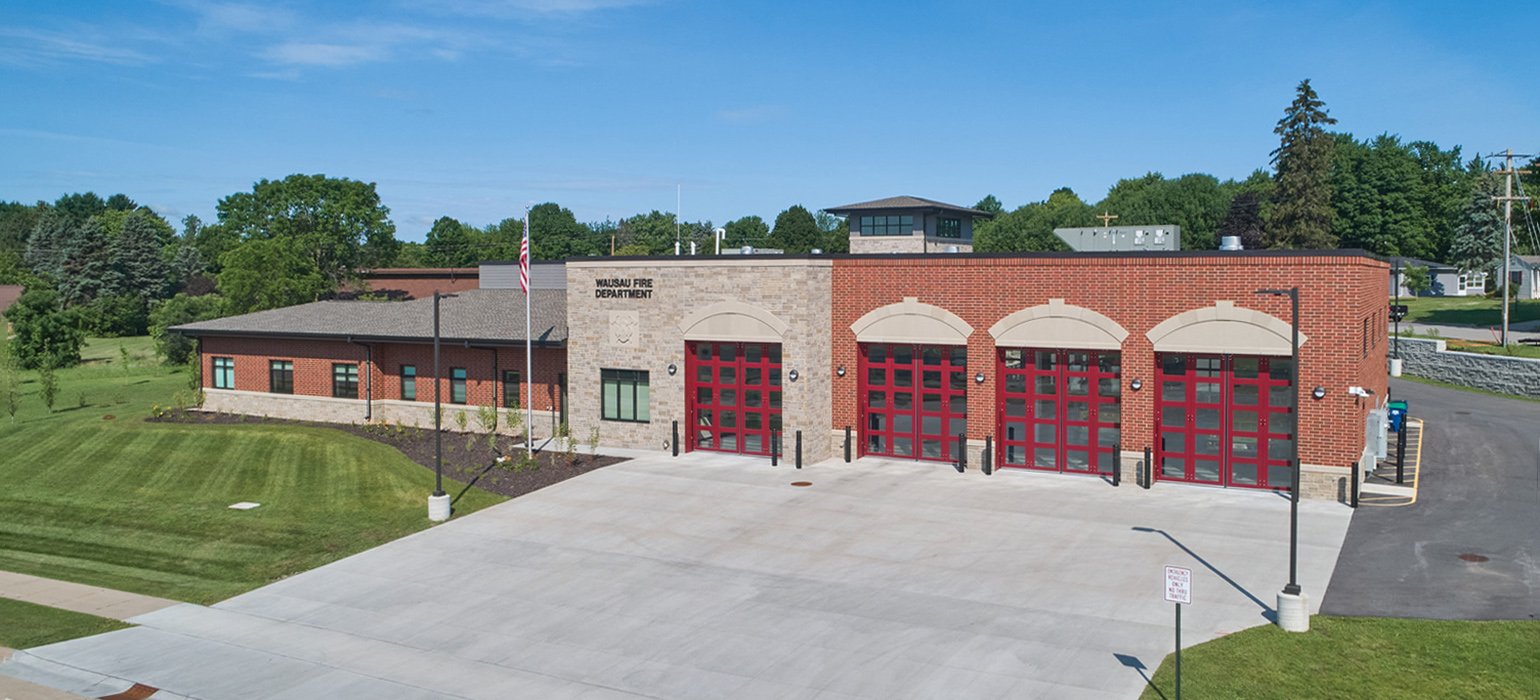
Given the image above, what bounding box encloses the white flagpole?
[524,207,534,458]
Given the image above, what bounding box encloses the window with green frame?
[450,368,467,404]
[332,363,358,399]
[937,217,962,238]
[502,370,520,408]
[601,369,649,422]
[212,357,234,389]
[858,215,914,236]
[400,365,416,401]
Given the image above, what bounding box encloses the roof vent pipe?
[1219,236,1243,251]
[946,246,961,254]
[741,246,755,255]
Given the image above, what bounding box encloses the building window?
[502,370,520,409]
[858,215,914,236]
[450,368,467,404]
[212,357,234,390]
[269,360,294,394]
[333,363,359,399]
[401,365,416,401]
[937,217,962,239]
[602,369,650,423]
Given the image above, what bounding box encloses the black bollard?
[957,432,967,472]
[771,430,779,467]
[1396,426,1408,484]
[1350,461,1359,508]
[1112,442,1121,487]
[795,430,802,470]
[1143,446,1153,490]
[983,435,993,475]
[672,420,679,457]
[844,426,851,463]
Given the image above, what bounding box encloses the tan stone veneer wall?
[565,258,833,461]
[848,237,974,255]
[202,389,559,437]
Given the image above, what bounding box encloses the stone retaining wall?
[1396,337,1540,398]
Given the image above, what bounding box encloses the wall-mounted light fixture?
[667,363,677,376]
[836,365,846,377]
[1311,386,1326,400]
[788,369,800,382]
[1130,378,1143,392]
[974,372,986,384]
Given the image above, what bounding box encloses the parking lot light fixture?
[429,291,459,522]
[1256,286,1307,631]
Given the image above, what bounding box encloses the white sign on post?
[1164,566,1192,604]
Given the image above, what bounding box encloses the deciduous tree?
[218,237,329,314]
[5,288,84,369]
[770,205,821,254]
[214,174,399,286]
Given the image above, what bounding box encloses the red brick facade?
[830,253,1389,472]
[201,336,566,413]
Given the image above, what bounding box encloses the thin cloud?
[0,27,155,67]
[165,0,296,34]
[416,0,655,17]
[262,41,386,67]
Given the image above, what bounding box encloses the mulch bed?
[149,409,628,499]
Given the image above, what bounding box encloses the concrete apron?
[2,452,1352,700]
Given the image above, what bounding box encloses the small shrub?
[559,422,577,466]
[587,425,601,456]
[38,365,58,412]
[119,345,132,371]
[76,391,87,409]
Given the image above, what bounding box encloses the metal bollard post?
[844,426,851,463]
[1143,446,1153,490]
[983,435,993,475]
[1396,426,1407,484]
[672,420,679,457]
[795,430,802,470]
[957,433,967,471]
[771,430,779,467]
[1350,461,1359,508]
[1112,442,1121,487]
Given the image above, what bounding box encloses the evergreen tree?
[56,218,111,307]
[974,195,1004,216]
[109,210,171,299]
[1447,174,1504,278]
[1219,191,1266,250]
[24,210,74,280]
[770,205,822,253]
[1266,79,1339,249]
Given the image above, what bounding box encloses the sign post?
[1164,565,1192,700]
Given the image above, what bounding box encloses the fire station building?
[176,201,1390,500]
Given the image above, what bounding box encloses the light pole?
[428,290,458,522]
[1256,286,1307,631]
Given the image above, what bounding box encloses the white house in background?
[1498,255,1540,300]
[1389,257,1487,298]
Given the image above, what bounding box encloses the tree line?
[2,80,1534,370]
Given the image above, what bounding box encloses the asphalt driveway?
[1322,378,1540,620]
[3,452,1351,699]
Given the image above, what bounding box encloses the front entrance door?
[859,343,967,462]
[997,349,1121,473]
[687,341,782,456]
[1155,353,1296,490]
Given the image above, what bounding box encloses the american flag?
[519,215,530,294]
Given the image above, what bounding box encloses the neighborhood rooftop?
[824,195,994,217]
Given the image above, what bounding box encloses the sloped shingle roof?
[171,288,566,346]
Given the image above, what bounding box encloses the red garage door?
[1155,353,1296,490]
[687,341,782,456]
[997,349,1121,473]
[860,343,967,462]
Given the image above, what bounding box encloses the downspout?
[348,337,372,421]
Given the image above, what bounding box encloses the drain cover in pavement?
[1458,553,1490,563]
[790,481,812,487]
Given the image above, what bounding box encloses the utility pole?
[1492,149,1533,346]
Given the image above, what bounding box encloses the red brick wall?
[831,254,1389,470]
[201,337,566,413]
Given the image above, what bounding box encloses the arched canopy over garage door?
[988,299,1128,350]
[1145,300,1305,355]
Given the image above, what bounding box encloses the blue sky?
[3,1,1537,241]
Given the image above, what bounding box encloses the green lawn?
[0,337,504,604]
[0,597,129,649]
[1139,616,1540,699]
[1401,296,1540,326]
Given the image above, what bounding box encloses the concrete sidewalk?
[0,571,181,621]
[3,453,1353,699]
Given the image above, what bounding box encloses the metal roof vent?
[741,246,755,255]
[1219,236,1243,251]
[945,246,961,253]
